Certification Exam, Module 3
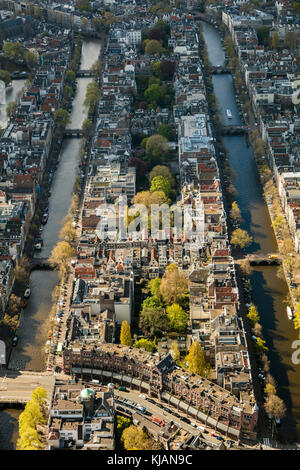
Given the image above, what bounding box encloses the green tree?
[53,108,70,129]
[120,320,133,346]
[0,70,11,86]
[144,84,164,106]
[257,26,270,47]
[82,118,92,138]
[184,339,210,377]
[230,228,253,249]
[158,124,174,141]
[6,101,18,119]
[148,278,162,300]
[25,50,38,68]
[145,40,163,55]
[166,304,188,332]
[149,165,175,187]
[65,70,76,84]
[145,134,168,163]
[139,305,169,336]
[150,175,171,197]
[272,31,280,50]
[116,415,131,439]
[134,338,156,352]
[49,241,75,274]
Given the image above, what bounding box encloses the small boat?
[287,306,293,320]
[24,288,31,299]
[42,213,48,224]
[226,109,232,119]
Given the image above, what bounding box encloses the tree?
[0,70,11,86]
[76,0,92,11]
[6,101,17,119]
[121,425,162,450]
[134,338,156,352]
[148,28,162,41]
[170,341,180,362]
[264,383,276,396]
[120,320,132,346]
[255,337,269,354]
[150,175,171,198]
[53,108,70,129]
[49,241,75,274]
[65,70,76,84]
[230,201,241,221]
[129,157,148,179]
[264,395,286,435]
[145,134,168,163]
[145,40,163,55]
[160,59,176,79]
[90,59,102,78]
[25,50,38,68]
[148,278,162,300]
[272,31,280,50]
[160,266,188,305]
[131,190,169,210]
[31,387,47,406]
[247,303,260,325]
[149,165,174,187]
[257,26,270,47]
[14,255,30,284]
[2,42,25,62]
[84,81,100,113]
[59,219,76,245]
[139,305,169,336]
[166,304,188,332]
[253,322,263,337]
[17,387,46,450]
[230,228,252,249]
[116,415,131,439]
[144,83,164,106]
[293,302,300,337]
[158,124,174,141]
[284,31,298,50]
[82,118,92,138]
[184,339,210,377]
[240,258,252,275]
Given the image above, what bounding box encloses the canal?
[201,20,300,442]
[0,39,101,450]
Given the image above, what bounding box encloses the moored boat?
[24,288,31,299]
[287,306,293,320]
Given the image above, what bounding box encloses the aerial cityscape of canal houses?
[0,0,299,453]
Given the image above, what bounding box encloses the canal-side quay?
[199,18,300,443]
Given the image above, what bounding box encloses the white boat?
[24,288,31,299]
[287,306,293,320]
[226,109,232,119]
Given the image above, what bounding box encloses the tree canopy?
[166,304,188,332]
[120,320,133,346]
[184,339,210,377]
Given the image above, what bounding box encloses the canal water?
[0,39,101,450]
[201,20,300,442]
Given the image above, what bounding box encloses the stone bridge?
[0,370,55,405]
